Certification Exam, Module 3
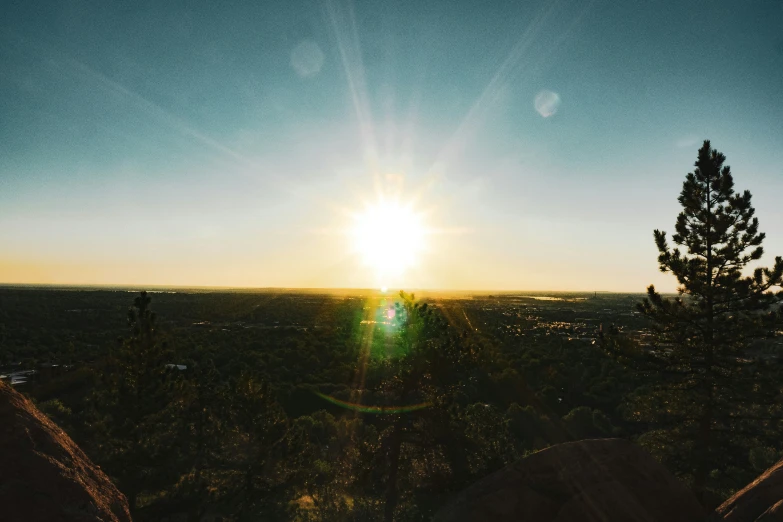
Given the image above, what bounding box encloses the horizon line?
[0,282,649,294]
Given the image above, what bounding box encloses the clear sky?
[1,0,782,291]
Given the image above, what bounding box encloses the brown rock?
[433,438,704,522]
[757,500,783,521]
[712,459,783,522]
[0,380,132,522]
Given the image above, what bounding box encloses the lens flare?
[315,391,430,414]
[534,90,561,118]
[290,40,325,77]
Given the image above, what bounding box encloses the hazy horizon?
[0,282,660,297]
[2,0,782,292]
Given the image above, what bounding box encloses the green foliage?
[37,398,74,432]
[748,446,781,473]
[7,275,777,520]
[89,291,181,510]
[562,406,617,440]
[622,141,783,501]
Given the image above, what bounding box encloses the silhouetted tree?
[93,291,179,511]
[366,292,511,521]
[630,141,783,501]
[170,359,228,521]
[224,373,291,520]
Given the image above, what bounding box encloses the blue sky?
[1,0,782,290]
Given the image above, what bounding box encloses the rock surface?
[712,459,783,521]
[433,438,704,522]
[0,380,132,522]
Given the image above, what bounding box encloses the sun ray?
[324,0,379,176]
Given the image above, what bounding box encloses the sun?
[351,198,427,285]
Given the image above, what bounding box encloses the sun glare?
[352,199,427,286]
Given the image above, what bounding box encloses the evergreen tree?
[365,292,510,522]
[92,291,180,511]
[224,372,291,520]
[169,358,229,521]
[631,141,783,501]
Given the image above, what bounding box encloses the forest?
[1,142,783,521]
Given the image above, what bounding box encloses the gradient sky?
[1,0,782,291]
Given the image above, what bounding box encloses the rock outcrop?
[712,459,783,521]
[0,381,132,522]
[433,438,704,522]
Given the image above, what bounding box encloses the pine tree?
[371,292,508,521]
[93,291,179,511]
[634,140,783,501]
